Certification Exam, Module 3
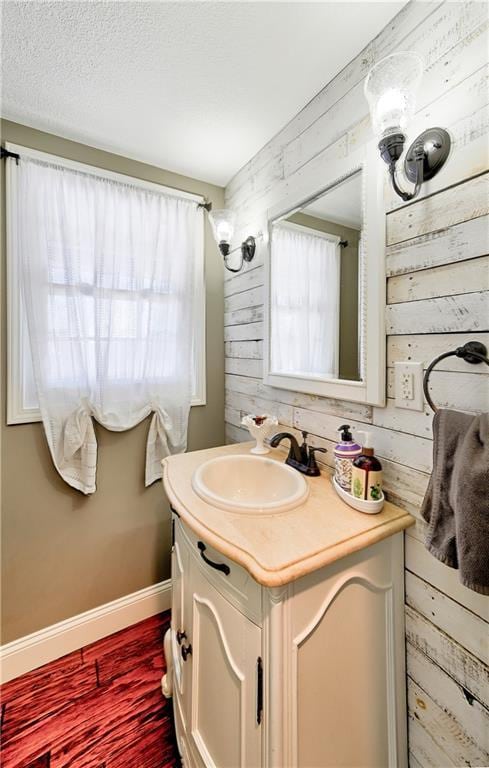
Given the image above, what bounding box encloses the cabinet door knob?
[176,630,187,645]
[197,541,231,575]
[181,643,192,661]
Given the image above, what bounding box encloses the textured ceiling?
[1,1,407,186]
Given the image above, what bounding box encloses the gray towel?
[421,409,489,595]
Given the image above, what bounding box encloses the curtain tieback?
[63,402,94,460]
[145,408,173,487]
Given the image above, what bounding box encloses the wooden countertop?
[162,442,414,587]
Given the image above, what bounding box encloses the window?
[6,143,206,425]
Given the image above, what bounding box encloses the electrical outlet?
[394,362,424,411]
[400,371,414,400]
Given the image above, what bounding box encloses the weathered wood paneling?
[225,390,293,427]
[224,305,264,327]
[406,605,489,708]
[386,172,489,245]
[407,641,489,754]
[225,373,373,421]
[385,290,489,334]
[405,535,489,622]
[224,340,263,359]
[408,713,457,768]
[224,357,262,378]
[387,255,489,304]
[408,677,488,767]
[405,571,489,662]
[223,3,489,764]
[224,265,263,296]
[386,214,489,276]
[224,285,264,313]
[224,322,263,342]
[387,332,489,372]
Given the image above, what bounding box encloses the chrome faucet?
[269,430,326,476]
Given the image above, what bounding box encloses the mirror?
[269,170,362,383]
[264,145,385,406]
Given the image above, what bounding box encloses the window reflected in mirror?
[270,170,362,382]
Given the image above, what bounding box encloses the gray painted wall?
[0,120,225,643]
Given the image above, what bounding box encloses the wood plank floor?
[0,613,180,767]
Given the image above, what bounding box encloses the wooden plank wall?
[223,2,489,765]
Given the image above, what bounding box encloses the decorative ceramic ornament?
[241,414,278,455]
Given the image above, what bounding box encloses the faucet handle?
[307,446,327,476]
[299,431,310,462]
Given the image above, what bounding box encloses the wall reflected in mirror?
[269,170,362,383]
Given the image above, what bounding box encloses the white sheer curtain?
[270,222,340,378]
[16,157,202,494]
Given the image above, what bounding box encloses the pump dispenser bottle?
[333,425,362,491]
[351,431,383,501]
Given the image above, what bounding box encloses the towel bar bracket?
[423,341,489,413]
[455,341,488,364]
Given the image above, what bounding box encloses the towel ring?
[423,341,489,413]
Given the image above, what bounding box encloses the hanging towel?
[421,409,489,595]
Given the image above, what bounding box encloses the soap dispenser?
[334,425,362,492]
[351,431,383,501]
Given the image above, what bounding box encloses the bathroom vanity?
[162,443,413,768]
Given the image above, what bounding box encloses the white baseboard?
[0,579,171,684]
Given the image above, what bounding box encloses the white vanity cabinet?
[164,511,407,768]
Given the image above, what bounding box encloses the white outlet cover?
[394,361,424,411]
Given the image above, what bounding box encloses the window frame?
[5,142,207,425]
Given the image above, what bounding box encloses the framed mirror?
[264,144,385,406]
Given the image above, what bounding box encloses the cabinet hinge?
[256,656,263,725]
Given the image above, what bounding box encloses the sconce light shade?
[364,52,423,140]
[208,209,236,255]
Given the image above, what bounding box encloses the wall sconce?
[208,208,256,273]
[364,52,451,202]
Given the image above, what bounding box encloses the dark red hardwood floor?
[0,612,180,767]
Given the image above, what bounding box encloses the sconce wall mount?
[378,126,451,202]
[216,235,256,273]
[403,127,451,183]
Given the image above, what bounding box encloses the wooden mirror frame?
[263,142,386,406]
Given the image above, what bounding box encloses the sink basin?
[191,454,309,514]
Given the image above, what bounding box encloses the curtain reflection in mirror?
[270,222,340,378]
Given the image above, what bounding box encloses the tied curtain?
[270,222,340,378]
[16,158,202,494]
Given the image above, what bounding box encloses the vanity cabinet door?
[288,535,406,768]
[188,562,263,768]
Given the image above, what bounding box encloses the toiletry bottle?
[334,425,362,492]
[351,431,383,501]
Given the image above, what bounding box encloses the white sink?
[191,454,309,514]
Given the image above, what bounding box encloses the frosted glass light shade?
[209,209,236,245]
[364,52,423,139]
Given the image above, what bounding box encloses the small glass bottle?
[351,431,383,501]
